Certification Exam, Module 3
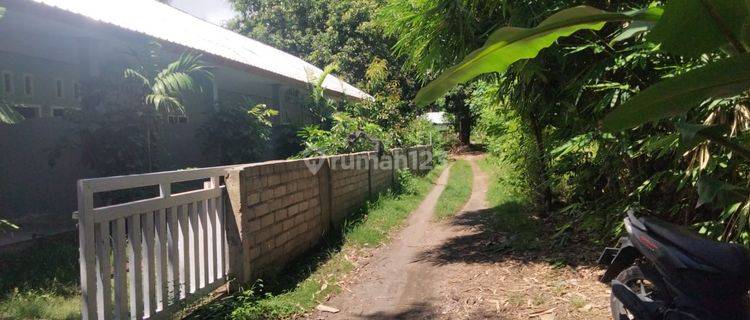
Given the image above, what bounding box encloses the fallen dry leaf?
[315,304,340,313]
[529,307,556,317]
[540,313,555,320]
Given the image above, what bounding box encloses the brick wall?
[409,145,433,174]
[225,146,432,284]
[329,152,372,226]
[370,155,394,195]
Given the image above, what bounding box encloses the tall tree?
[228,0,422,129]
[377,0,507,145]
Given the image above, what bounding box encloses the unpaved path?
[308,155,610,319]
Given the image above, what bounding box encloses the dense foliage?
[376,0,512,144]
[229,0,480,146]
[417,0,750,245]
[198,102,277,164]
[228,0,422,129]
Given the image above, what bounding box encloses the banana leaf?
[414,5,663,106]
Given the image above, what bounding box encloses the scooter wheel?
[611,266,652,320]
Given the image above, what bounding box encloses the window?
[168,115,188,124]
[52,107,65,117]
[2,72,12,94]
[51,106,79,118]
[13,105,40,119]
[55,79,64,99]
[74,82,82,100]
[23,74,33,97]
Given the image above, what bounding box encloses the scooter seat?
[641,217,750,287]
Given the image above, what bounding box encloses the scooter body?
[599,212,750,320]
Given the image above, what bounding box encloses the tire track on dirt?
[308,156,487,319]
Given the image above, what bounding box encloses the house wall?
[0,5,315,224]
[0,50,81,111]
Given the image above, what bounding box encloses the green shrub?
[198,102,277,164]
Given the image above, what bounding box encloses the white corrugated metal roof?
[28,0,372,101]
[422,112,449,125]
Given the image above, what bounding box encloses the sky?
[170,0,236,26]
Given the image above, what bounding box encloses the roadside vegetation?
[390,0,750,248]
[454,156,611,319]
[7,0,750,318]
[0,235,80,319]
[434,159,473,220]
[187,167,444,319]
[477,156,539,252]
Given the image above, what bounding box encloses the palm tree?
[124,51,214,170]
[304,63,339,125]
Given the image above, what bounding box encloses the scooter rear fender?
[600,237,641,283]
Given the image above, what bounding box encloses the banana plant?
[604,0,750,132]
[415,0,750,240]
[417,0,750,156]
[414,5,663,106]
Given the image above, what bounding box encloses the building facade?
[0,0,370,230]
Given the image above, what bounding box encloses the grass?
[0,167,445,320]
[478,156,540,251]
[187,166,445,320]
[434,159,473,220]
[0,233,81,319]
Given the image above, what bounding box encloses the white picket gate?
[77,166,238,319]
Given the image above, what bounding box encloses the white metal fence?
[77,166,237,319]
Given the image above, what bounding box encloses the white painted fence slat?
[143,211,156,317]
[78,167,231,320]
[207,197,216,284]
[113,218,128,319]
[199,199,209,287]
[189,202,200,292]
[179,204,191,297]
[155,208,168,311]
[95,221,112,320]
[167,206,180,302]
[127,214,144,319]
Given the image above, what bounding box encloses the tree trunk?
[146,124,153,172]
[452,92,472,146]
[528,113,552,218]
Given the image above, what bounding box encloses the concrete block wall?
[370,155,394,195]
[225,146,432,284]
[408,145,432,174]
[391,148,407,171]
[329,152,372,226]
[228,159,325,282]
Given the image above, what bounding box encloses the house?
[422,111,450,131]
[0,0,371,239]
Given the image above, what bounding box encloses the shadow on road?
[415,201,602,268]
[359,303,437,319]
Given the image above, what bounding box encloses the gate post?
[224,168,246,289]
[78,181,97,319]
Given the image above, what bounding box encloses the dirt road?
[308,156,610,319]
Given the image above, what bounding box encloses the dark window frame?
[23,74,33,97]
[2,71,13,94]
[13,104,40,119]
[55,79,64,99]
